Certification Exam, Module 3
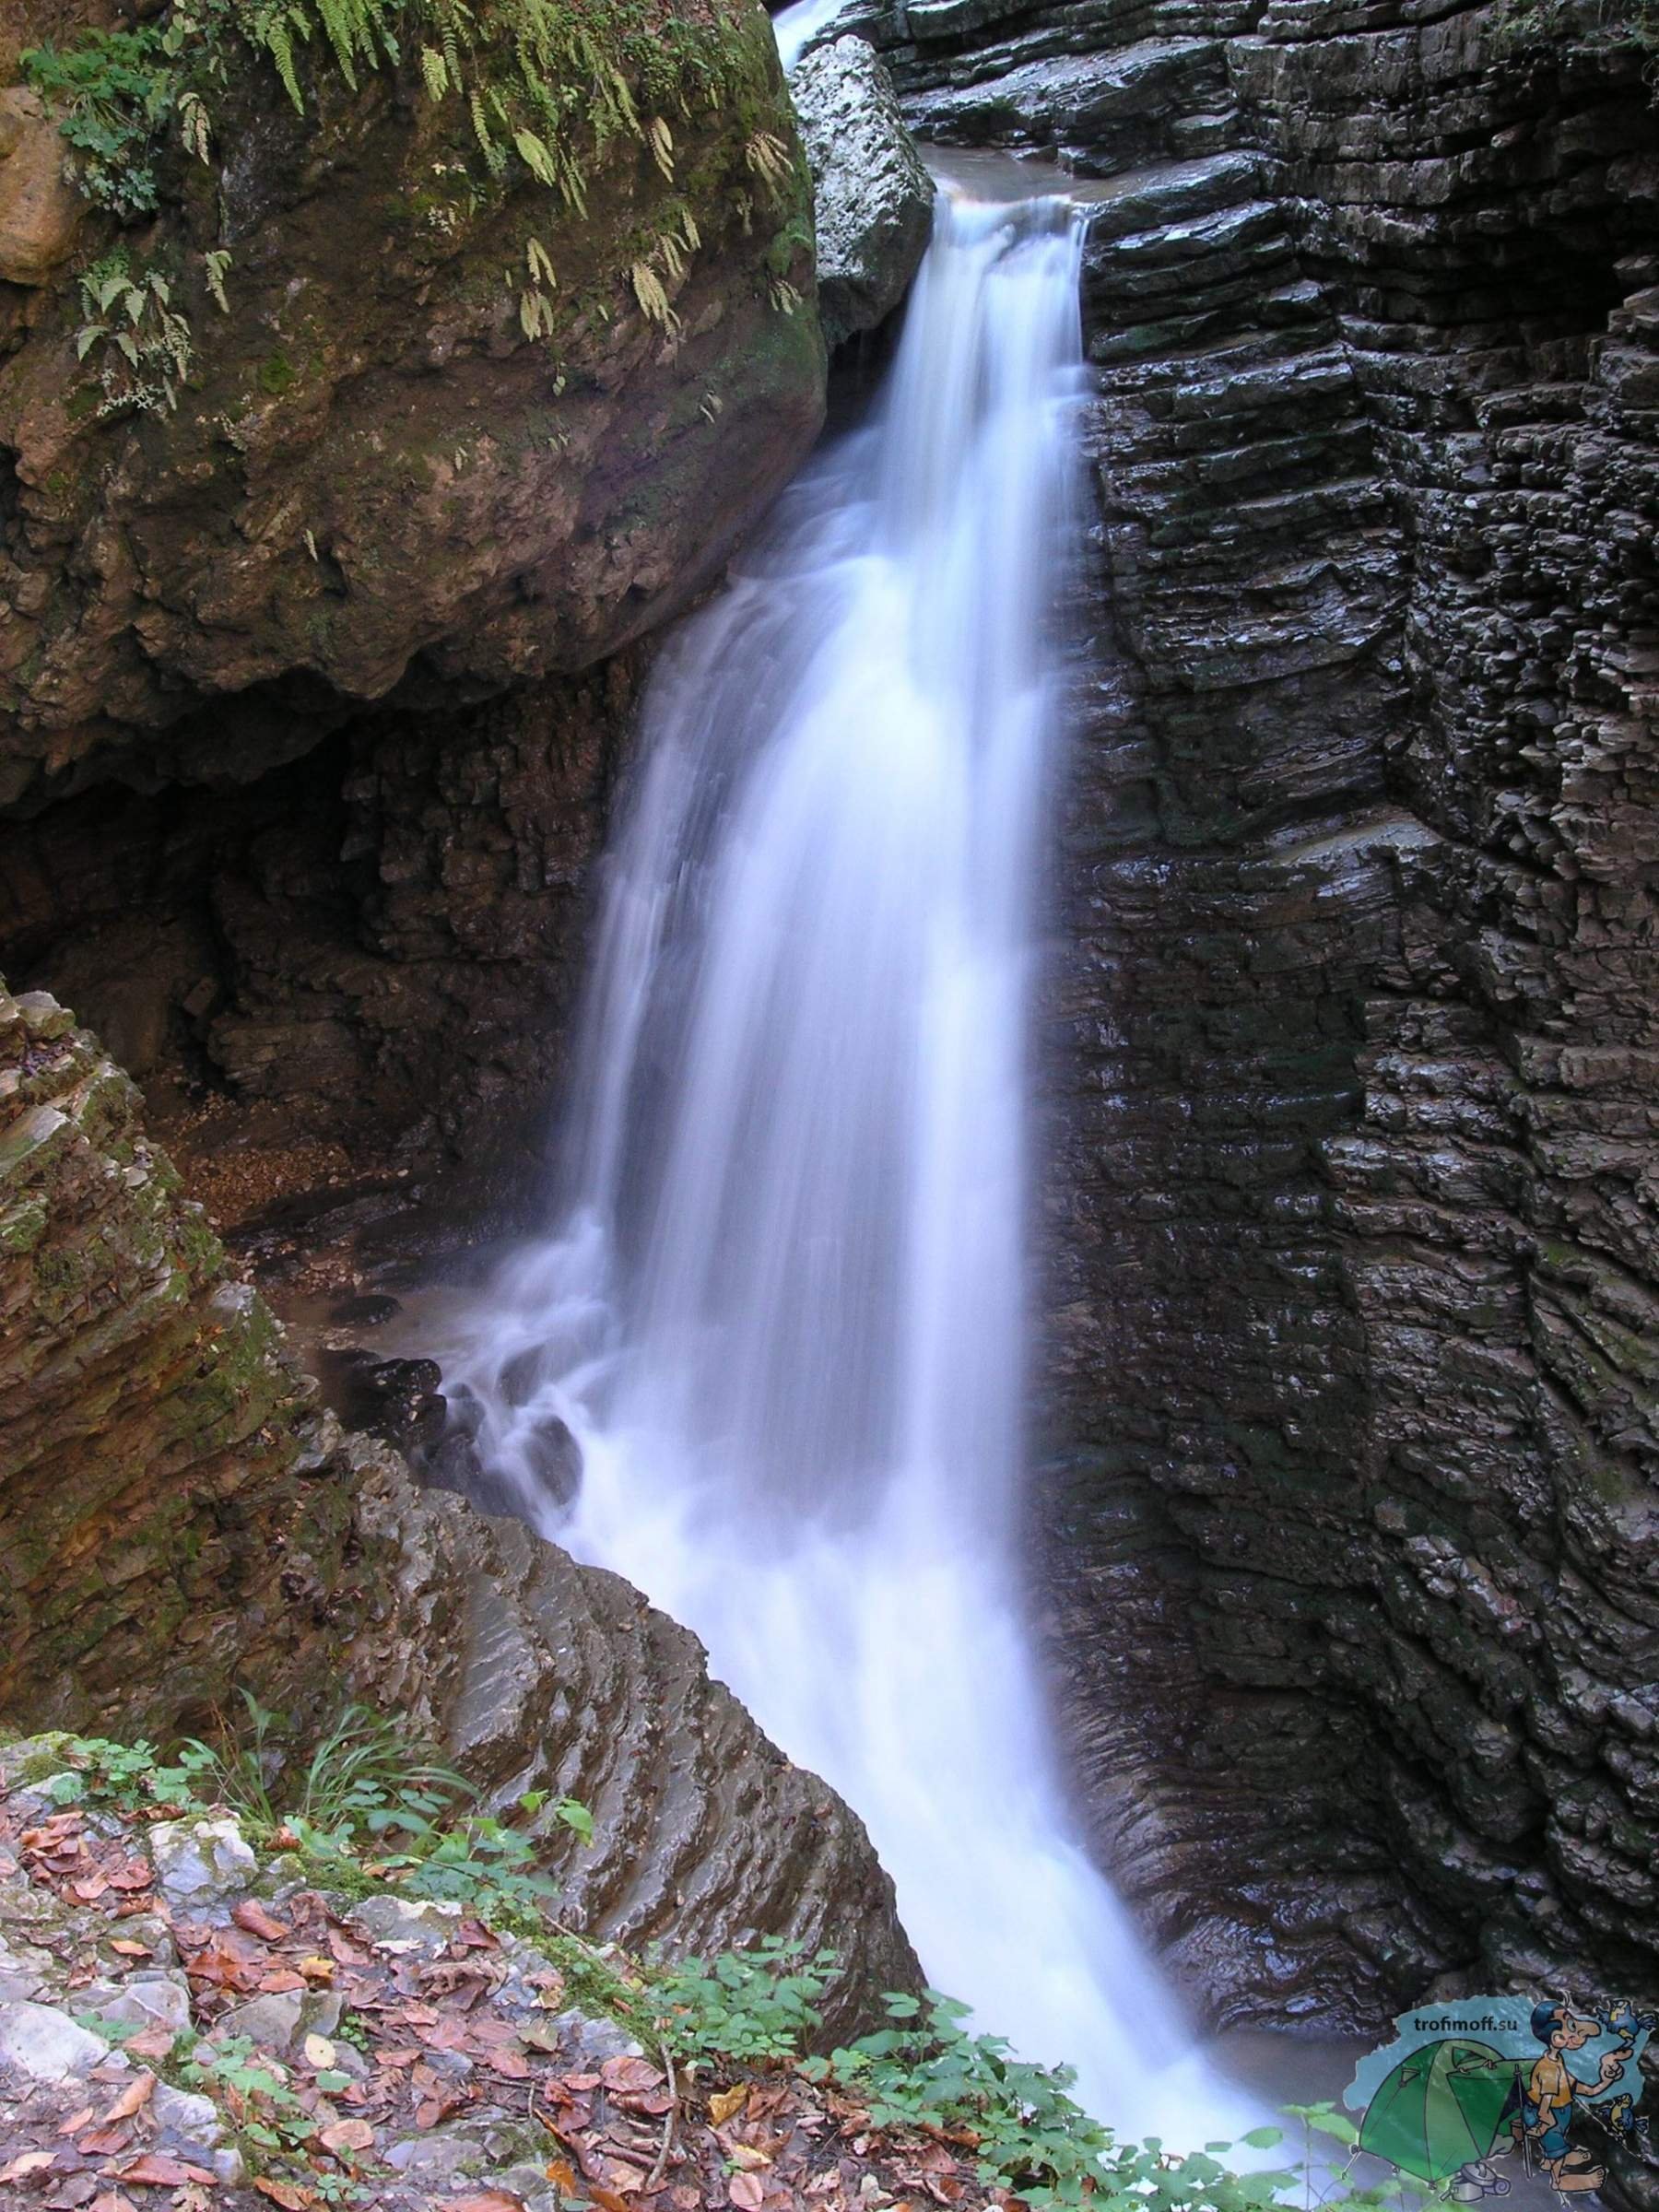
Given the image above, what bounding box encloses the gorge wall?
[830,0,1659,2088]
[4,0,1657,2138]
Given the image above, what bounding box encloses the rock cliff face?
[844,0,1659,2068]
[0,980,922,2033]
[0,0,822,810]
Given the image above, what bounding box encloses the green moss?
[0,1200,49,1257]
[257,350,299,399]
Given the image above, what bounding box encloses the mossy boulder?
[0,0,826,807]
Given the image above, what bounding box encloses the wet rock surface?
[863,0,1659,2063]
[791,38,935,348]
[0,984,921,2021]
[0,661,634,1236]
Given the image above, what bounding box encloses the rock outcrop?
[790,37,934,349]
[0,662,632,1216]
[0,980,921,2028]
[844,0,1659,2076]
[0,0,823,810]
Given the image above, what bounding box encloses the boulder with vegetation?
[0,0,824,810]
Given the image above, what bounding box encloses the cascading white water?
[431,181,1245,2136]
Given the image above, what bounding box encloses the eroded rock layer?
[843,0,1659,2060]
[0,981,921,2032]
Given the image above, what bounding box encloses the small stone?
[545,2008,643,2066]
[347,1894,467,1952]
[0,2001,108,2081]
[215,1988,331,2053]
[147,1816,257,1912]
[153,2080,226,2147]
[382,2129,488,2182]
[76,1972,191,2037]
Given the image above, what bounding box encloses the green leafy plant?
[19,28,179,217]
[186,1690,471,1837]
[46,1731,216,1815]
[75,249,195,417]
[653,1937,838,2063]
[1490,0,1659,62]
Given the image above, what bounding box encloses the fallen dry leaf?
[0,2150,55,2182]
[729,2174,766,2212]
[232,1900,290,1942]
[258,1966,308,1994]
[123,2027,177,2064]
[450,2194,528,2212]
[100,2070,156,2124]
[318,2117,374,2156]
[728,2144,772,2171]
[710,2085,748,2126]
[108,2152,218,2185]
[253,2181,315,2210]
[89,2194,140,2212]
[59,2103,97,2135]
[108,1939,151,1959]
[601,2055,664,2095]
[79,2126,135,2157]
[297,1955,335,1984]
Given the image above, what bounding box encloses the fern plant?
[76,251,195,416]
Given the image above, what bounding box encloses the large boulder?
[0,88,82,285]
[0,1,824,809]
[790,37,933,350]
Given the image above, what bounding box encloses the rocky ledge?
[0,1736,987,2212]
[0,980,921,2035]
[0,0,823,810]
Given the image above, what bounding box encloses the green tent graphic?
[1359,2039,1518,2183]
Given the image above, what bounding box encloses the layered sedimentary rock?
[841,0,1659,2068]
[0,0,822,810]
[0,980,920,2030]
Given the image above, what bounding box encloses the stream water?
[427,159,1250,2137]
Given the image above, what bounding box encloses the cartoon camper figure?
[1512,2000,1647,2193]
[1347,1995,1654,2203]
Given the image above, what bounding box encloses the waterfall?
[431,184,1242,2136]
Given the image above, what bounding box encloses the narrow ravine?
[428,179,1243,2135]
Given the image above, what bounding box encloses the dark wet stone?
[328,1293,402,1327]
